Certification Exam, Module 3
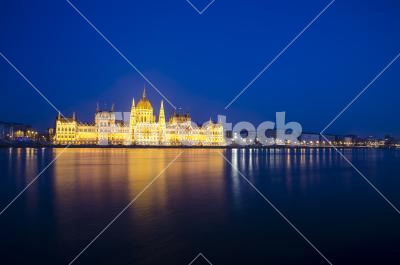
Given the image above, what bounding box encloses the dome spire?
[143,84,147,98]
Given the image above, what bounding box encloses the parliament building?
[54,87,226,146]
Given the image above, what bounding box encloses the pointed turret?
[130,97,137,128]
[158,100,166,145]
[111,103,115,112]
[159,100,165,125]
[96,102,100,112]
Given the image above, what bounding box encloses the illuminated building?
[0,121,38,142]
[54,86,226,146]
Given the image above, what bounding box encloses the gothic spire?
[159,99,165,125]
[143,84,147,98]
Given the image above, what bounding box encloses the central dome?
[136,86,153,110]
[137,97,153,110]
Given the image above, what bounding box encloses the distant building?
[321,134,336,144]
[299,132,320,145]
[0,121,37,142]
[47,128,55,142]
[384,135,395,146]
[343,135,357,146]
[0,121,11,139]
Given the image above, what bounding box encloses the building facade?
[54,87,226,146]
[0,121,37,142]
[299,132,321,145]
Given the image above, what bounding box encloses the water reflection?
[1,148,400,265]
[2,147,381,205]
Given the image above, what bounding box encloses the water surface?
[0,148,399,265]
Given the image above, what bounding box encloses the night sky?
[1,0,399,137]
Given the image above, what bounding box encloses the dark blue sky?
[1,0,399,136]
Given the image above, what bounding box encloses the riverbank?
[0,144,397,149]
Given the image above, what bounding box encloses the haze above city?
[1,0,400,137]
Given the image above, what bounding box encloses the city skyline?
[1,77,400,139]
[1,0,400,137]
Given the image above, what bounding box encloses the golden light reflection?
[51,148,228,241]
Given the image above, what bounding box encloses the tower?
[159,100,165,125]
[136,85,154,123]
[158,100,166,144]
[129,97,137,144]
[130,97,137,127]
[135,85,158,145]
